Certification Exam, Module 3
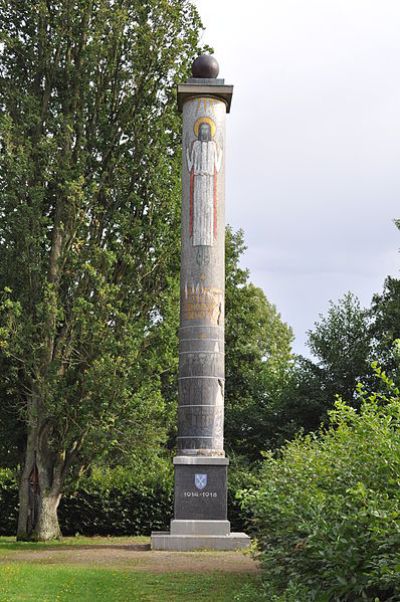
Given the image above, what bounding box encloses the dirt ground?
[0,543,260,574]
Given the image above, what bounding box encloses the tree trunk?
[17,430,37,540]
[17,454,63,541]
[17,482,62,541]
[34,493,62,541]
[17,414,63,541]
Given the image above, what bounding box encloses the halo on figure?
[194,116,216,138]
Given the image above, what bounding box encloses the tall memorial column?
[151,56,250,551]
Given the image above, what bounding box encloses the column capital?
[177,82,234,113]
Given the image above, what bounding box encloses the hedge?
[0,467,249,536]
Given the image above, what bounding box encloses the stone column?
[177,57,228,457]
[151,56,249,551]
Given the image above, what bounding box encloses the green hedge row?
[0,470,248,536]
[0,469,18,536]
[60,484,173,536]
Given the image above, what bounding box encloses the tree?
[270,293,372,448]
[224,228,294,459]
[0,0,203,540]
[307,292,371,403]
[367,221,400,380]
[370,276,400,373]
[263,356,329,448]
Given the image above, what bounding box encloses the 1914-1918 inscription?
[174,464,227,521]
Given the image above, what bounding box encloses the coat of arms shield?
[194,473,207,491]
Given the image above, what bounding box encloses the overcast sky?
[194,0,400,356]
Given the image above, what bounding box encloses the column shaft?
[178,96,227,456]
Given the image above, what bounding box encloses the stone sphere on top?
[191,55,219,79]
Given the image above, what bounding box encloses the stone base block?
[174,458,228,521]
[171,519,230,536]
[151,531,251,551]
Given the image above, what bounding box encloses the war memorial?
[151,56,250,551]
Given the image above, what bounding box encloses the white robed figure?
[186,119,223,246]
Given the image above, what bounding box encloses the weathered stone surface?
[178,375,224,404]
[170,520,230,536]
[177,92,227,456]
[173,456,229,466]
[151,532,251,552]
[179,331,224,354]
[177,84,233,113]
[179,351,224,378]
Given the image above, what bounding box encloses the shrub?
[239,365,400,601]
[0,468,18,535]
[227,455,260,532]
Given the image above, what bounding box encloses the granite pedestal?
[151,457,249,551]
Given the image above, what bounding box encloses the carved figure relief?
[186,117,223,246]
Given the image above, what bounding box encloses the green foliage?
[0,462,172,536]
[307,292,371,402]
[225,228,294,459]
[60,485,172,537]
[233,580,308,602]
[370,277,400,373]
[0,0,205,521]
[0,470,18,536]
[239,363,400,601]
[226,455,261,532]
[59,456,174,535]
[0,291,25,467]
[281,275,400,450]
[273,293,372,447]
[259,357,329,448]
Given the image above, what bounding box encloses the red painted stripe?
[190,170,194,237]
[214,170,217,239]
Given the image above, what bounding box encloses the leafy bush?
[239,364,400,601]
[0,468,18,535]
[227,455,260,532]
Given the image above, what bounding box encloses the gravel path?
[0,543,260,574]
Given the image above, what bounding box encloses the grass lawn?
[0,537,264,601]
[0,565,262,601]
[0,536,149,554]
